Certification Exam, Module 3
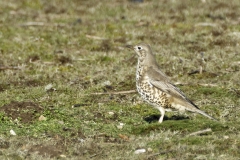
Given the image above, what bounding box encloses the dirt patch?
[0,101,43,124]
[55,55,72,64]
[9,79,45,87]
[0,83,9,92]
[0,140,10,149]
[28,144,63,158]
[25,54,40,63]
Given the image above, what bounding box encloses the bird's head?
[133,43,151,58]
[131,43,156,66]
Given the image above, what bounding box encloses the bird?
[128,43,216,123]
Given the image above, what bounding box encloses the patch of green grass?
[196,86,236,98]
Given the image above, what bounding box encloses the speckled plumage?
[131,43,216,123]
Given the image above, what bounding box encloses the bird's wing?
[147,66,199,109]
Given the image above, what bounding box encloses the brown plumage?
[129,43,216,123]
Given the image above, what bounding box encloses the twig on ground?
[19,22,66,27]
[188,70,204,75]
[0,66,21,70]
[89,154,98,158]
[195,22,217,27]
[188,128,212,136]
[73,59,91,61]
[89,152,104,158]
[198,83,218,87]
[20,22,45,26]
[91,90,136,95]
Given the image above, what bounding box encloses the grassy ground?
[0,0,240,159]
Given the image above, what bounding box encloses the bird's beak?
[125,44,134,50]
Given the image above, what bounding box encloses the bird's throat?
[136,60,145,82]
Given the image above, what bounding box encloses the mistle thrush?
[129,43,216,123]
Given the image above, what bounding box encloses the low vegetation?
[0,0,240,159]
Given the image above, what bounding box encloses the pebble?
[38,115,47,121]
[134,149,146,154]
[10,129,16,136]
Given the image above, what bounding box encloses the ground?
[0,0,240,159]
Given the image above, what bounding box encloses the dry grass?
[0,0,240,159]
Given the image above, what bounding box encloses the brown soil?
[0,101,43,123]
[28,144,63,158]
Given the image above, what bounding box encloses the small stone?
[10,129,16,136]
[45,83,56,92]
[45,83,53,91]
[102,80,111,86]
[60,154,66,158]
[117,122,124,129]
[108,111,114,115]
[134,149,146,154]
[39,115,47,121]
[78,138,85,143]
[117,125,123,129]
[147,148,153,152]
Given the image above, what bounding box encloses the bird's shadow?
[143,114,190,123]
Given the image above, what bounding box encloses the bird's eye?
[137,46,142,50]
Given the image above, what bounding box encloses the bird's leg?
[157,107,165,123]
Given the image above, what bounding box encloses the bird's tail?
[184,99,217,121]
[196,109,217,121]
[173,97,217,121]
